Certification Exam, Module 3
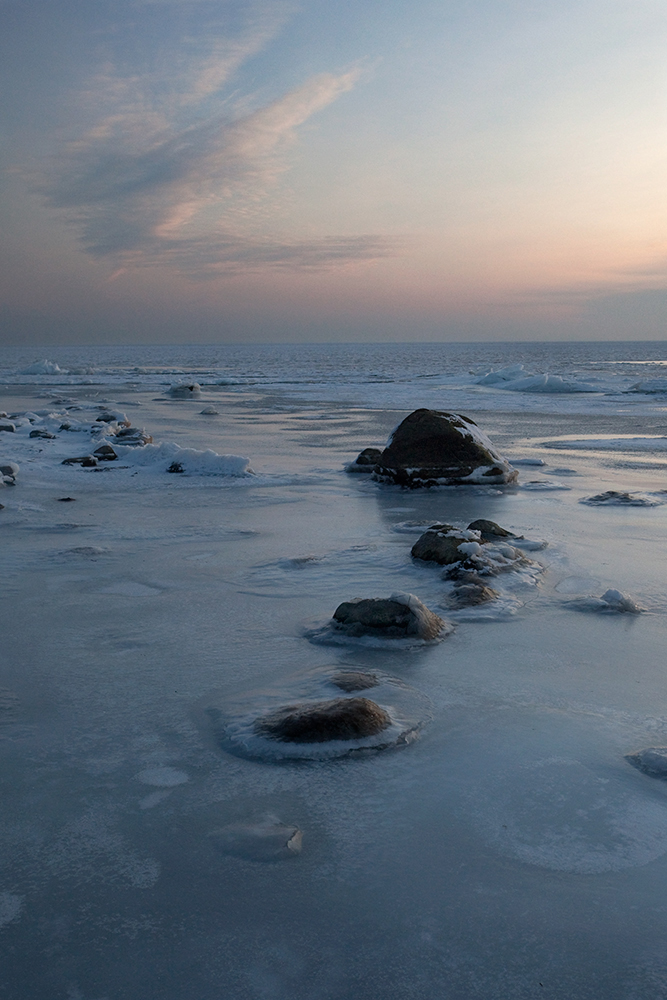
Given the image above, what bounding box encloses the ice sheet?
[3,343,667,999]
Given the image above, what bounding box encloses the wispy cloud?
[44,7,391,276]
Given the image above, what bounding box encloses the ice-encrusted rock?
[29,428,56,439]
[448,580,499,607]
[566,589,644,614]
[0,463,18,480]
[372,409,517,487]
[168,382,201,398]
[467,519,516,540]
[331,671,379,692]
[210,817,303,860]
[255,697,391,743]
[411,525,482,565]
[0,422,15,433]
[332,592,446,640]
[200,407,219,415]
[111,426,152,446]
[625,747,667,777]
[62,455,98,467]
[580,491,662,507]
[345,447,383,473]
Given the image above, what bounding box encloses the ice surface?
[3,343,667,999]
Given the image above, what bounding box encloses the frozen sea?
[3,341,667,998]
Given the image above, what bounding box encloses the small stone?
[29,429,56,439]
[200,407,219,415]
[62,456,97,466]
[57,497,76,502]
[93,444,118,461]
[345,447,382,473]
[448,581,499,606]
[167,462,184,473]
[331,671,379,692]
[255,697,391,743]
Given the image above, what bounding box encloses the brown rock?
[373,409,517,487]
[332,594,445,640]
[255,697,391,743]
[331,671,379,692]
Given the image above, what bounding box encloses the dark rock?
[0,504,4,510]
[411,525,476,565]
[62,455,98,467]
[0,423,15,433]
[57,497,76,502]
[449,581,499,607]
[0,463,18,479]
[93,444,118,461]
[373,409,517,487]
[167,462,185,473]
[625,748,667,778]
[332,593,445,640]
[29,429,56,439]
[467,519,516,540]
[331,671,379,692]
[255,697,391,743]
[345,447,383,473]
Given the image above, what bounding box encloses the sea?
[3,340,667,999]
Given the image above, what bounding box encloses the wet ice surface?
[4,348,667,998]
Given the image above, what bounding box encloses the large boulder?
[332,592,445,640]
[255,697,391,743]
[373,409,517,487]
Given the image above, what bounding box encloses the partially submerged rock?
[373,409,517,487]
[412,524,530,577]
[411,524,479,565]
[580,491,660,507]
[331,671,379,692]
[626,747,667,778]
[448,580,499,607]
[210,817,303,861]
[332,592,445,640]
[345,447,383,473]
[255,697,391,743]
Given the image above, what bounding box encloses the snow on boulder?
[373,409,517,487]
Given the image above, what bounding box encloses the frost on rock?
[372,409,517,487]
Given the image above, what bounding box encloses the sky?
[2,0,667,344]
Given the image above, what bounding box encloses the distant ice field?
[3,341,667,999]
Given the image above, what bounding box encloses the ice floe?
[580,490,666,506]
[564,589,644,614]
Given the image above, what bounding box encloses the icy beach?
[3,341,667,998]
